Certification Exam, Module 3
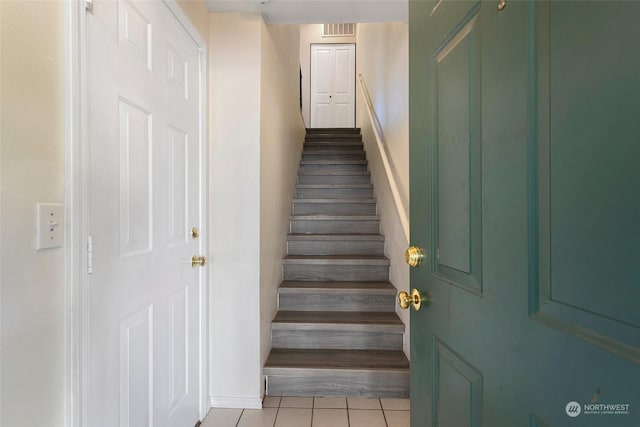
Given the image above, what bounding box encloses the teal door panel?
[532,1,640,355]
[409,1,639,426]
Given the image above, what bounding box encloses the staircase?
[264,128,409,398]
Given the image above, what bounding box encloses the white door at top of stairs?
[85,1,206,425]
[311,43,356,128]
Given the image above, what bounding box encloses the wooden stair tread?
[279,280,396,292]
[300,160,367,165]
[302,149,365,157]
[265,349,409,371]
[303,143,363,149]
[298,170,369,175]
[273,311,403,326]
[293,198,376,203]
[283,255,389,264]
[290,215,379,220]
[306,128,361,133]
[288,234,384,241]
[296,184,373,189]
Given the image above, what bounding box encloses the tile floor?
[201,396,410,427]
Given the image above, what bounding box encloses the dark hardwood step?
[299,162,368,175]
[303,142,364,152]
[264,348,409,372]
[301,153,366,162]
[273,311,403,328]
[292,198,377,215]
[277,280,396,312]
[297,173,371,185]
[305,134,363,142]
[300,159,368,165]
[290,215,380,234]
[283,255,390,282]
[287,233,384,256]
[278,280,397,293]
[264,349,409,397]
[283,255,390,263]
[306,128,361,134]
[295,184,373,199]
[271,311,404,350]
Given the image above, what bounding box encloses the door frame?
[309,43,356,128]
[63,1,209,425]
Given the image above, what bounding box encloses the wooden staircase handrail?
[357,74,410,244]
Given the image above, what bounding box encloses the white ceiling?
[203,0,408,24]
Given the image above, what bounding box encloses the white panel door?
[86,1,204,426]
[310,44,355,128]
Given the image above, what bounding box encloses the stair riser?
[295,188,373,199]
[299,164,368,174]
[293,203,376,216]
[297,174,371,185]
[302,153,366,161]
[272,330,403,351]
[278,293,395,312]
[303,145,363,152]
[305,136,363,143]
[290,219,379,234]
[287,240,384,256]
[306,128,361,135]
[266,372,409,398]
[283,265,389,282]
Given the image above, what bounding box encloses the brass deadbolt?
[405,246,426,268]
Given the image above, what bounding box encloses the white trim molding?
[64,1,88,426]
[210,396,263,410]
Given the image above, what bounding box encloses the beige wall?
[355,22,411,357]
[208,13,264,408]
[177,0,210,41]
[299,24,356,127]
[208,13,306,407]
[0,1,65,425]
[356,22,409,206]
[259,22,306,396]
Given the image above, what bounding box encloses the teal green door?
[408,1,639,426]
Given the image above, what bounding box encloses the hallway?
[202,397,409,427]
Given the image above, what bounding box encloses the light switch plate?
[36,203,63,250]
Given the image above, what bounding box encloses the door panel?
[168,288,189,414]
[433,337,482,427]
[118,98,153,255]
[409,1,639,426]
[532,1,640,358]
[167,126,189,246]
[432,4,482,294]
[87,1,204,426]
[119,308,154,427]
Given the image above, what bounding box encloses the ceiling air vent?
[323,23,356,37]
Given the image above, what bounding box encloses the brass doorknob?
[405,246,426,268]
[191,255,207,268]
[398,288,431,311]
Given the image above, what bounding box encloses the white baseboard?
[209,396,263,409]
